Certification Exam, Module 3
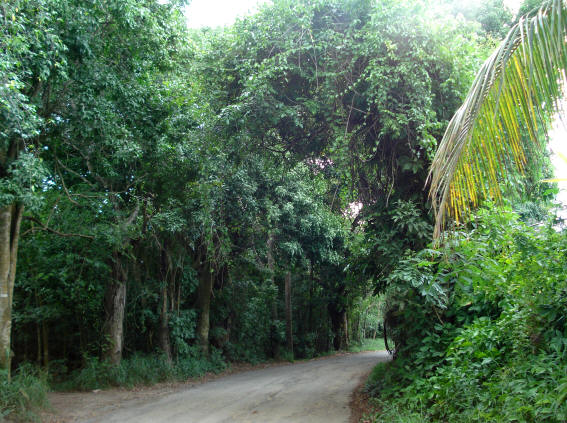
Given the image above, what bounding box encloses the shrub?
[365,208,567,422]
[60,349,227,391]
[0,365,49,422]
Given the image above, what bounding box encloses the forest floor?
[41,351,389,423]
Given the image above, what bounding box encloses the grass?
[0,365,49,422]
[55,349,227,391]
[349,337,386,353]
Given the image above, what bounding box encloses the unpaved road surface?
[77,351,388,423]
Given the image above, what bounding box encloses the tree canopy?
[3,1,564,421]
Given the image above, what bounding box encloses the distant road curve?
[85,351,389,423]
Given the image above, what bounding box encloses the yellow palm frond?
[428,0,567,238]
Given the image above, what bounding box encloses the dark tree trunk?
[308,259,314,333]
[267,233,279,358]
[341,312,349,349]
[35,291,41,364]
[159,284,172,362]
[328,303,348,350]
[36,322,41,365]
[329,305,342,351]
[196,257,213,356]
[42,321,49,369]
[159,245,172,362]
[285,271,293,356]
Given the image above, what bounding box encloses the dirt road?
[74,351,387,423]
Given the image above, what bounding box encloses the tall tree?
[0,0,66,375]
[2,0,192,369]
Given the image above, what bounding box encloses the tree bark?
[159,283,172,361]
[159,244,172,362]
[103,253,127,366]
[36,322,41,364]
[267,233,279,358]
[0,204,23,377]
[308,259,314,333]
[329,305,342,351]
[284,271,293,356]
[42,321,49,369]
[328,303,348,350]
[35,291,41,364]
[341,312,349,349]
[196,257,213,356]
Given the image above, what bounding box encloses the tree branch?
[23,216,95,239]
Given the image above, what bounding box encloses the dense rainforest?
[1,0,567,421]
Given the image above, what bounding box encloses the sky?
[548,116,567,206]
[185,0,268,28]
[185,0,523,28]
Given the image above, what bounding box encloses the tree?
[1,0,193,371]
[429,0,565,237]
[0,0,66,376]
[517,0,549,19]
[446,0,513,38]
[2,0,506,385]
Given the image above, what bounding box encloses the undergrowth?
[0,365,49,422]
[349,338,387,353]
[363,208,567,422]
[1,348,226,420]
[55,348,227,391]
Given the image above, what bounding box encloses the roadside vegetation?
[363,0,567,420]
[1,0,565,421]
[0,366,48,422]
[349,338,386,354]
[363,209,567,422]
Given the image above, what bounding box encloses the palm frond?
[428,0,567,238]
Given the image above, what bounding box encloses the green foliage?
[0,365,49,422]
[429,0,565,236]
[348,338,386,353]
[58,350,226,392]
[447,0,514,38]
[517,0,549,20]
[0,0,65,210]
[221,279,279,363]
[1,0,531,420]
[366,208,567,422]
[169,310,198,357]
[279,349,295,363]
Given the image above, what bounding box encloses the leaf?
[428,0,567,238]
[540,178,567,182]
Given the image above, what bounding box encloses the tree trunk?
[329,305,342,351]
[36,322,41,364]
[42,321,49,369]
[328,303,348,350]
[308,259,314,333]
[341,312,349,349]
[196,258,213,356]
[103,253,127,366]
[267,233,279,358]
[159,283,172,362]
[284,271,293,356]
[36,291,41,364]
[267,234,276,322]
[0,204,23,377]
[159,246,172,362]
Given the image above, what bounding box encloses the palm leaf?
[428,0,567,238]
